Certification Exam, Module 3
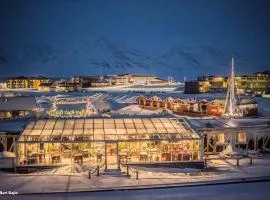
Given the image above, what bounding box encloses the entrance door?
[105,142,119,169]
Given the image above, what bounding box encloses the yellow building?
[209,76,227,89]
[38,82,54,92]
[199,80,211,93]
[7,76,49,89]
[235,74,270,94]
[196,71,270,94]
[196,76,227,93]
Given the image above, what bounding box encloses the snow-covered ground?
[1,157,270,194]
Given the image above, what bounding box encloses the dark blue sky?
[0,0,269,79]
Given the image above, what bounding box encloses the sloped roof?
[150,96,161,101]
[173,98,186,103]
[0,97,37,111]
[165,97,174,101]
[19,118,200,143]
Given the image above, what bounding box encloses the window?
[216,133,225,143]
[238,133,246,143]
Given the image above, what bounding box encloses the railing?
[88,166,98,179]
[120,162,139,180]
[99,161,106,170]
[87,162,140,179]
[87,162,105,179]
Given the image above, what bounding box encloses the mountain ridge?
[0,36,268,79]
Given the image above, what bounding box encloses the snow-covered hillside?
[0,36,265,79]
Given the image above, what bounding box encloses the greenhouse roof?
[19,118,200,143]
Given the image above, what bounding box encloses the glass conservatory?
[16,118,203,169]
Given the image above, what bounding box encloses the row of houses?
[136,96,258,117]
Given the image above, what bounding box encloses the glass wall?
[17,139,201,166]
[18,142,105,166]
[118,140,201,163]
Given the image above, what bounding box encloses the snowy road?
[11,181,270,200]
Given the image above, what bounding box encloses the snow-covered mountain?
[0,36,265,79]
[155,44,255,77]
[71,36,150,70]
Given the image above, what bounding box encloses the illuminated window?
[217,133,225,143]
[238,133,246,143]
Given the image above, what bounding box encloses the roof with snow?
[19,118,200,143]
[188,118,270,129]
[0,97,37,111]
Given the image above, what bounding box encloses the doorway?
[105,142,119,169]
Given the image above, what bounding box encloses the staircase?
[101,169,127,177]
